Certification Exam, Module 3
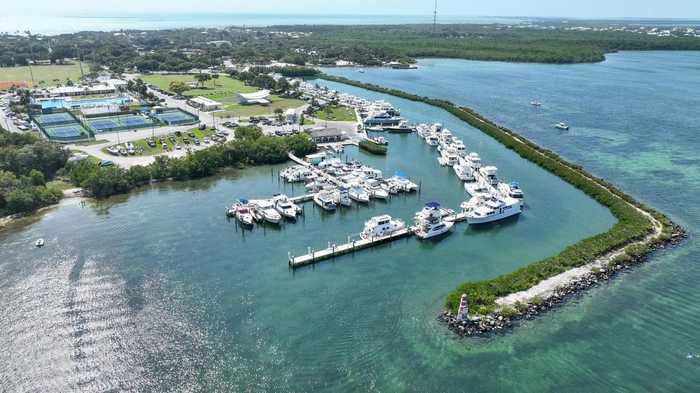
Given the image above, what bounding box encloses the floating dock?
[288,211,468,268]
[289,227,414,268]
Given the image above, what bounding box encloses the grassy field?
[141,74,256,104]
[141,74,304,119]
[103,128,216,156]
[313,105,356,122]
[0,63,89,86]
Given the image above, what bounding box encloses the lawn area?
[312,105,357,122]
[214,97,305,119]
[141,74,257,104]
[0,63,89,87]
[102,128,216,156]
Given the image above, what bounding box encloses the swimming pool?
[35,96,132,110]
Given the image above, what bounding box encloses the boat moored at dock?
[461,195,522,225]
[414,202,454,240]
[314,190,338,211]
[360,215,406,239]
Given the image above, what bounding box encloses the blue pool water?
[37,96,131,110]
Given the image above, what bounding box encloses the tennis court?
[34,112,76,126]
[43,124,89,141]
[87,114,157,133]
[154,109,198,125]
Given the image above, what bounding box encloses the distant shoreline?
[3,14,699,36]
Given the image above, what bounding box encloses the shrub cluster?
[67,129,316,198]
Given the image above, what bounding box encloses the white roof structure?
[190,96,222,106]
[238,90,271,105]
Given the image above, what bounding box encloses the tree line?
[3,24,699,72]
[0,127,69,215]
[65,127,316,198]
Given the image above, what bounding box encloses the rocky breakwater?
[440,224,688,337]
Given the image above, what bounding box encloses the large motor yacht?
[414,202,454,240]
[314,190,337,211]
[360,215,406,239]
[461,195,522,225]
[272,194,302,219]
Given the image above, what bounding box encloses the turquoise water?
[2,51,699,391]
[324,51,700,390]
[0,74,615,390]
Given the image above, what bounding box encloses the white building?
[238,90,271,105]
[188,96,223,111]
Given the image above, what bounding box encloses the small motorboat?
[555,122,570,130]
[35,238,45,247]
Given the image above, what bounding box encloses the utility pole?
[433,0,438,34]
[76,45,84,79]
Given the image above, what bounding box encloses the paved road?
[1,94,24,133]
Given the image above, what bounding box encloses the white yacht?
[426,134,440,146]
[414,202,454,240]
[386,120,415,134]
[364,111,403,126]
[360,215,406,239]
[479,166,499,186]
[466,152,482,170]
[439,147,459,167]
[497,182,524,199]
[333,187,353,207]
[452,140,467,157]
[464,179,492,197]
[35,238,45,247]
[462,195,522,225]
[365,179,389,200]
[416,123,430,138]
[272,195,301,219]
[349,186,371,203]
[453,158,476,181]
[233,202,255,227]
[253,200,282,224]
[314,191,337,211]
[389,176,418,192]
[555,122,570,130]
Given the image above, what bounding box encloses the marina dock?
[289,227,414,268]
[288,212,468,268]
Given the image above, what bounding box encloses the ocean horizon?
[3,13,699,35]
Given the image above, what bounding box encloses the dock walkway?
[289,227,414,268]
[289,211,467,268]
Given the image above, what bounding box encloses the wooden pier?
[288,212,469,268]
[289,194,314,203]
[289,227,414,268]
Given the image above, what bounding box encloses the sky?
[7,0,700,19]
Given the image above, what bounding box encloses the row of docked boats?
[226,195,302,227]
[416,122,525,225]
[281,158,418,212]
[357,202,454,242]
